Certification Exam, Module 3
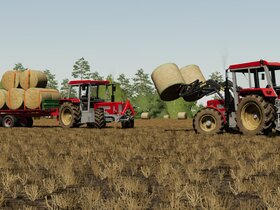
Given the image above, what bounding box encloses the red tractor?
[180,60,280,135]
[59,80,135,128]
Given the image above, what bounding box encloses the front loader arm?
[179,79,224,102]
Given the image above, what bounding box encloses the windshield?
[234,67,269,89]
[69,85,79,98]
[270,67,280,87]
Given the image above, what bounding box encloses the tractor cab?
[229,60,280,111]
[58,80,135,128]
[68,80,110,111]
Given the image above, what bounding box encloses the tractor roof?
[229,60,280,72]
[68,80,110,85]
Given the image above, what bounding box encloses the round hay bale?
[141,112,150,119]
[163,114,170,119]
[0,89,7,109]
[25,88,61,109]
[1,71,20,90]
[180,65,206,101]
[20,70,48,90]
[180,64,206,84]
[151,63,185,101]
[177,112,187,120]
[6,88,25,110]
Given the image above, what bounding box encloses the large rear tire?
[59,102,81,128]
[236,95,275,135]
[193,108,224,134]
[94,108,106,129]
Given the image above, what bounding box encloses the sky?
[0,0,280,85]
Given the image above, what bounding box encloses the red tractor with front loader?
[180,60,280,135]
[0,79,135,128]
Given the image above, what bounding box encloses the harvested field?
[0,119,280,209]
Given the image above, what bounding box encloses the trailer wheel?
[18,117,33,127]
[59,102,81,128]
[2,115,17,128]
[27,117,34,127]
[19,117,33,127]
[94,108,106,129]
[193,108,224,134]
[236,95,275,135]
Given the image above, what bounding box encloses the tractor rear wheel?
[94,108,106,129]
[236,95,275,135]
[193,108,224,134]
[59,102,81,128]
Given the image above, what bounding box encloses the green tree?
[117,73,133,99]
[44,69,58,90]
[72,57,91,80]
[91,71,103,80]
[60,78,69,98]
[148,94,166,118]
[13,63,27,71]
[209,71,224,99]
[106,74,114,83]
[132,69,154,96]
[209,71,223,83]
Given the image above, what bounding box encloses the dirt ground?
[0,118,280,209]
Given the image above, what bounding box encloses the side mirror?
[261,73,265,80]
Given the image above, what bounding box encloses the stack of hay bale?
[0,70,60,110]
[151,63,206,102]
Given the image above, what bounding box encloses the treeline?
[7,58,204,118]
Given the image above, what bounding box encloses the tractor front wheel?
[236,95,275,135]
[94,108,106,129]
[59,102,81,128]
[193,108,224,134]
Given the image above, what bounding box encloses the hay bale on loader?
[141,112,150,119]
[20,70,48,90]
[0,89,7,109]
[25,88,61,109]
[151,63,185,101]
[180,65,206,101]
[177,112,187,120]
[180,64,206,84]
[6,88,25,110]
[1,71,21,90]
